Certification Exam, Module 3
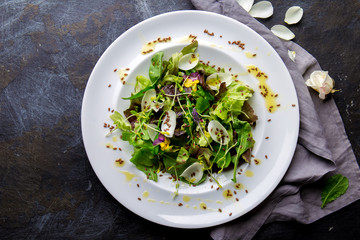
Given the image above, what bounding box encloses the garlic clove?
[207,120,230,145]
[161,110,176,138]
[178,53,200,71]
[141,88,156,112]
[180,162,204,184]
[206,72,233,91]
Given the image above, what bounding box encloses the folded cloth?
[190,0,360,239]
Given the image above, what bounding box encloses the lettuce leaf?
[130,147,158,181]
[166,52,183,76]
[110,111,131,131]
[176,147,190,163]
[135,75,151,93]
[211,81,253,122]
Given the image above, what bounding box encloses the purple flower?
[176,111,183,118]
[183,72,201,82]
[189,72,201,81]
[153,134,165,146]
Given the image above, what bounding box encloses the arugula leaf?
[123,52,164,100]
[122,85,155,100]
[149,51,164,83]
[321,174,349,208]
[232,119,254,182]
[193,86,214,101]
[214,148,232,171]
[181,40,198,55]
[110,111,131,131]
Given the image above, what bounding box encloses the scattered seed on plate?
[204,29,215,36]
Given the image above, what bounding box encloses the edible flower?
[305,70,336,99]
[160,137,170,150]
[153,134,165,146]
[184,72,201,91]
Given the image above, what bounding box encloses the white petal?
[161,110,176,138]
[141,88,156,112]
[249,1,273,19]
[288,50,296,62]
[236,0,254,12]
[206,72,233,91]
[207,120,230,145]
[271,25,295,40]
[147,123,158,142]
[284,6,303,25]
[180,162,204,184]
[178,53,199,70]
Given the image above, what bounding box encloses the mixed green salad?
[110,41,257,195]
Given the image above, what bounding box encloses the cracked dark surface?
[1,0,359,239]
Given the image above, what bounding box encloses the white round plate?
[81,10,299,228]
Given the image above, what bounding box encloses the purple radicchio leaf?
[153,134,165,146]
[162,83,175,96]
[192,108,200,123]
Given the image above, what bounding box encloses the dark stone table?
[1,0,359,239]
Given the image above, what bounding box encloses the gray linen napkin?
[190,0,360,239]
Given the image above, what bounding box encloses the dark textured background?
[0,0,359,239]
